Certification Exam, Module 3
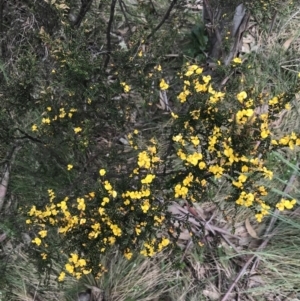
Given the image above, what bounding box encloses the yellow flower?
[255,213,263,223]
[121,82,131,93]
[285,199,297,209]
[285,103,291,110]
[101,197,110,206]
[67,164,73,170]
[38,230,47,238]
[177,91,188,103]
[138,151,151,169]
[202,75,211,83]
[236,91,247,103]
[186,152,203,166]
[41,253,47,260]
[241,165,248,173]
[98,207,105,215]
[161,237,170,246]
[171,111,178,119]
[198,161,206,169]
[183,173,193,186]
[208,164,224,179]
[194,81,207,93]
[32,237,42,246]
[174,184,188,198]
[124,249,133,260]
[31,124,38,132]
[141,174,156,184]
[83,269,92,275]
[104,180,112,191]
[42,118,51,124]
[109,190,117,198]
[58,272,66,281]
[159,78,169,90]
[110,224,122,236]
[74,127,82,133]
[238,174,247,183]
[99,169,106,176]
[124,199,130,205]
[190,136,200,146]
[185,65,197,76]
[232,57,242,64]
[279,136,289,145]
[154,215,165,224]
[141,200,151,213]
[196,67,203,74]
[65,263,74,274]
[261,167,273,180]
[173,133,183,143]
[155,64,162,71]
[77,258,87,267]
[77,198,86,211]
[268,97,278,105]
[276,199,297,211]
[232,180,243,188]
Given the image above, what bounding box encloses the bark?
[203,0,249,65]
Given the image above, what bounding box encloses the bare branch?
[146,0,177,40]
[118,0,132,35]
[104,0,117,69]
[73,0,93,28]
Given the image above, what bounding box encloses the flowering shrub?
[26,60,300,282]
[15,0,298,283]
[168,63,299,223]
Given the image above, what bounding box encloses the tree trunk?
[203,0,250,66]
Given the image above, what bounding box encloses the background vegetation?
[0,0,300,300]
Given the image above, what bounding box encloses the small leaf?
[245,218,259,239]
[282,36,294,50]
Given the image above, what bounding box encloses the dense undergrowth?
[0,0,300,300]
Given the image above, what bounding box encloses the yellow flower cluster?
[140,237,170,257]
[59,253,92,281]
[236,191,255,207]
[169,63,299,222]
[176,65,224,104]
[159,78,169,90]
[26,49,300,283]
[276,198,297,211]
[272,132,300,150]
[32,106,78,134]
[121,82,131,93]
[255,202,270,222]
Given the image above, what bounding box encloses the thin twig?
[104,0,118,69]
[220,232,276,301]
[118,0,132,35]
[146,0,177,40]
[180,238,193,262]
[117,0,140,18]
[73,0,93,28]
